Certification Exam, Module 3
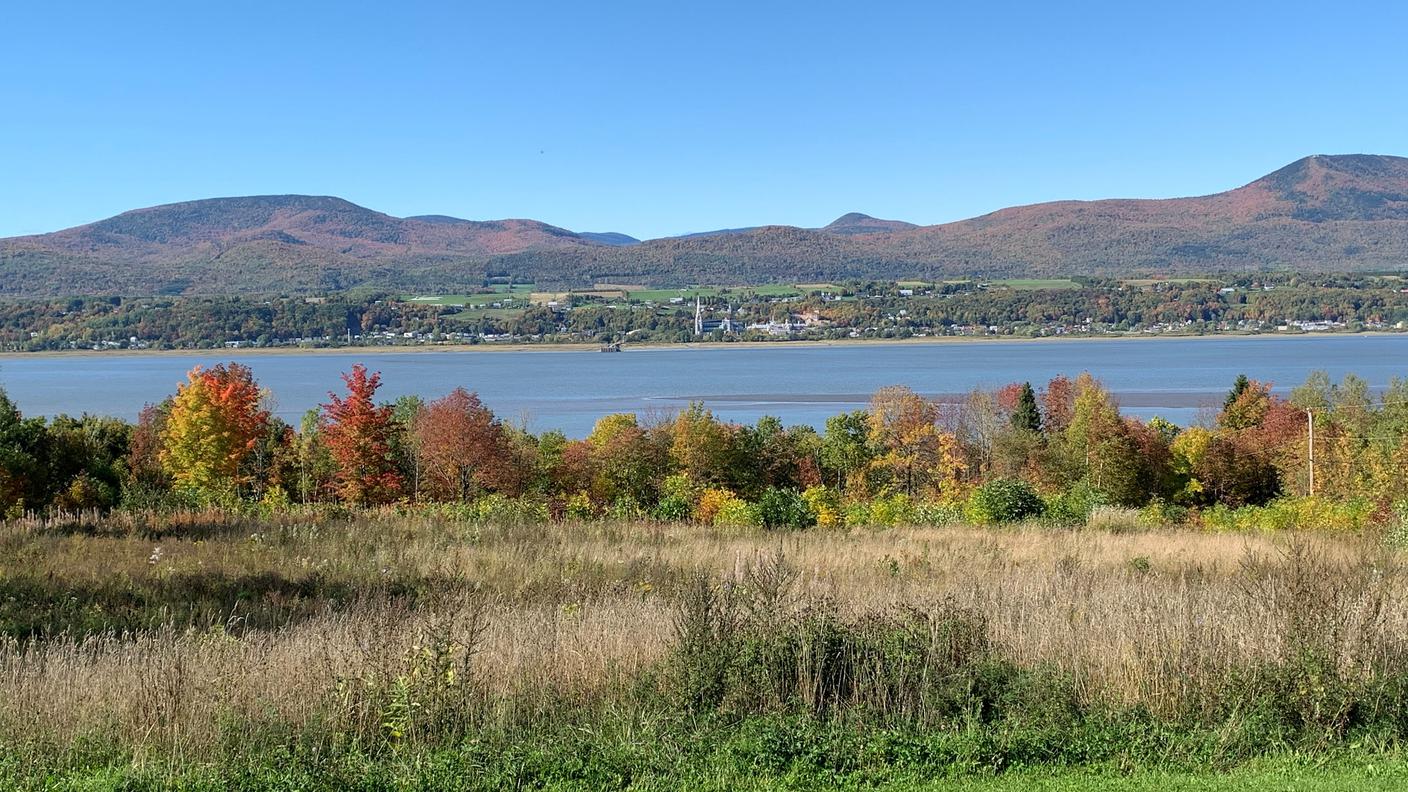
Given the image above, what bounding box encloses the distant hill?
[577,231,640,246]
[4,155,1408,296]
[821,212,918,235]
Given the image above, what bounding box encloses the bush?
[713,495,759,529]
[1139,498,1189,527]
[913,500,964,526]
[607,494,647,521]
[965,479,1044,525]
[654,494,693,522]
[870,493,916,526]
[1042,480,1104,526]
[565,491,597,521]
[468,494,550,525]
[801,486,844,529]
[695,488,737,525]
[660,473,700,504]
[755,488,815,531]
[1202,497,1377,533]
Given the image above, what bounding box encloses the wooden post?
[1306,408,1315,496]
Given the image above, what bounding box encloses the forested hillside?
[4,154,1408,296]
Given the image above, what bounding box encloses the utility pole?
[1306,408,1315,496]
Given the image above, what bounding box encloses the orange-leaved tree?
[413,387,507,501]
[321,364,403,505]
[160,363,268,497]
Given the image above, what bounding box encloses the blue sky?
[3,0,1406,239]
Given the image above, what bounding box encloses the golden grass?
[1,512,1404,756]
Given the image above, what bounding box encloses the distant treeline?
[2,274,1407,351]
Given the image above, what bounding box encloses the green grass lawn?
[401,294,531,309]
[623,284,803,302]
[1122,277,1220,287]
[993,278,1082,290]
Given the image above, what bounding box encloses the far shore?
[0,329,1402,361]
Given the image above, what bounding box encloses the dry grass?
[1,511,1405,758]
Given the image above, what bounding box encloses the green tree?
[1011,382,1042,432]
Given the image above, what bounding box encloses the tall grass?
[2,509,1408,782]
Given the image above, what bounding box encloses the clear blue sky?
[4,0,1406,239]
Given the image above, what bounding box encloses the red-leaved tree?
[321,364,403,505]
[413,387,508,501]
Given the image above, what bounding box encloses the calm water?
[2,337,1406,436]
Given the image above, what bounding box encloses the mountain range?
[3,154,1407,296]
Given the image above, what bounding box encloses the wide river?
[2,336,1406,435]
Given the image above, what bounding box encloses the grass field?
[623,284,804,302]
[992,278,1082,290]
[2,509,1407,787]
[1122,278,1220,287]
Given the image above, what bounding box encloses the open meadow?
[5,509,1408,788]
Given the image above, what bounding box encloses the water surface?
[2,337,1405,435]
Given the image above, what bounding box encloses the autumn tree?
[820,410,872,491]
[0,388,47,517]
[321,364,403,505]
[1054,374,1169,506]
[585,412,665,504]
[1218,377,1272,431]
[669,403,732,485]
[865,386,964,498]
[160,363,269,498]
[413,388,509,501]
[1040,375,1076,434]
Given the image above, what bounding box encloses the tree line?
[4,275,1408,351]
[2,364,1406,529]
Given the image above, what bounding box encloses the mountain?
[4,155,1408,296]
[821,212,918,235]
[0,196,607,294]
[671,226,763,240]
[576,231,640,246]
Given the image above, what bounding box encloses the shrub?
[869,493,915,526]
[755,488,815,531]
[607,494,647,521]
[660,473,699,504]
[713,495,759,529]
[913,499,963,526]
[565,491,597,521]
[654,494,693,522]
[801,486,844,529]
[468,494,550,525]
[1042,480,1104,526]
[1202,497,1377,533]
[965,479,1044,525]
[695,488,737,525]
[1139,498,1189,527]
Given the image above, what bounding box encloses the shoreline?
[0,330,1402,361]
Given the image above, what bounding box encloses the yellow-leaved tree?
[160,363,268,498]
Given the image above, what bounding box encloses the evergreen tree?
[1011,382,1042,432]
[1224,374,1251,410]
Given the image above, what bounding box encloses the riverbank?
[1,329,1402,360]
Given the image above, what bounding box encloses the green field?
[402,292,532,308]
[992,278,1082,290]
[615,284,804,302]
[1122,277,1220,287]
